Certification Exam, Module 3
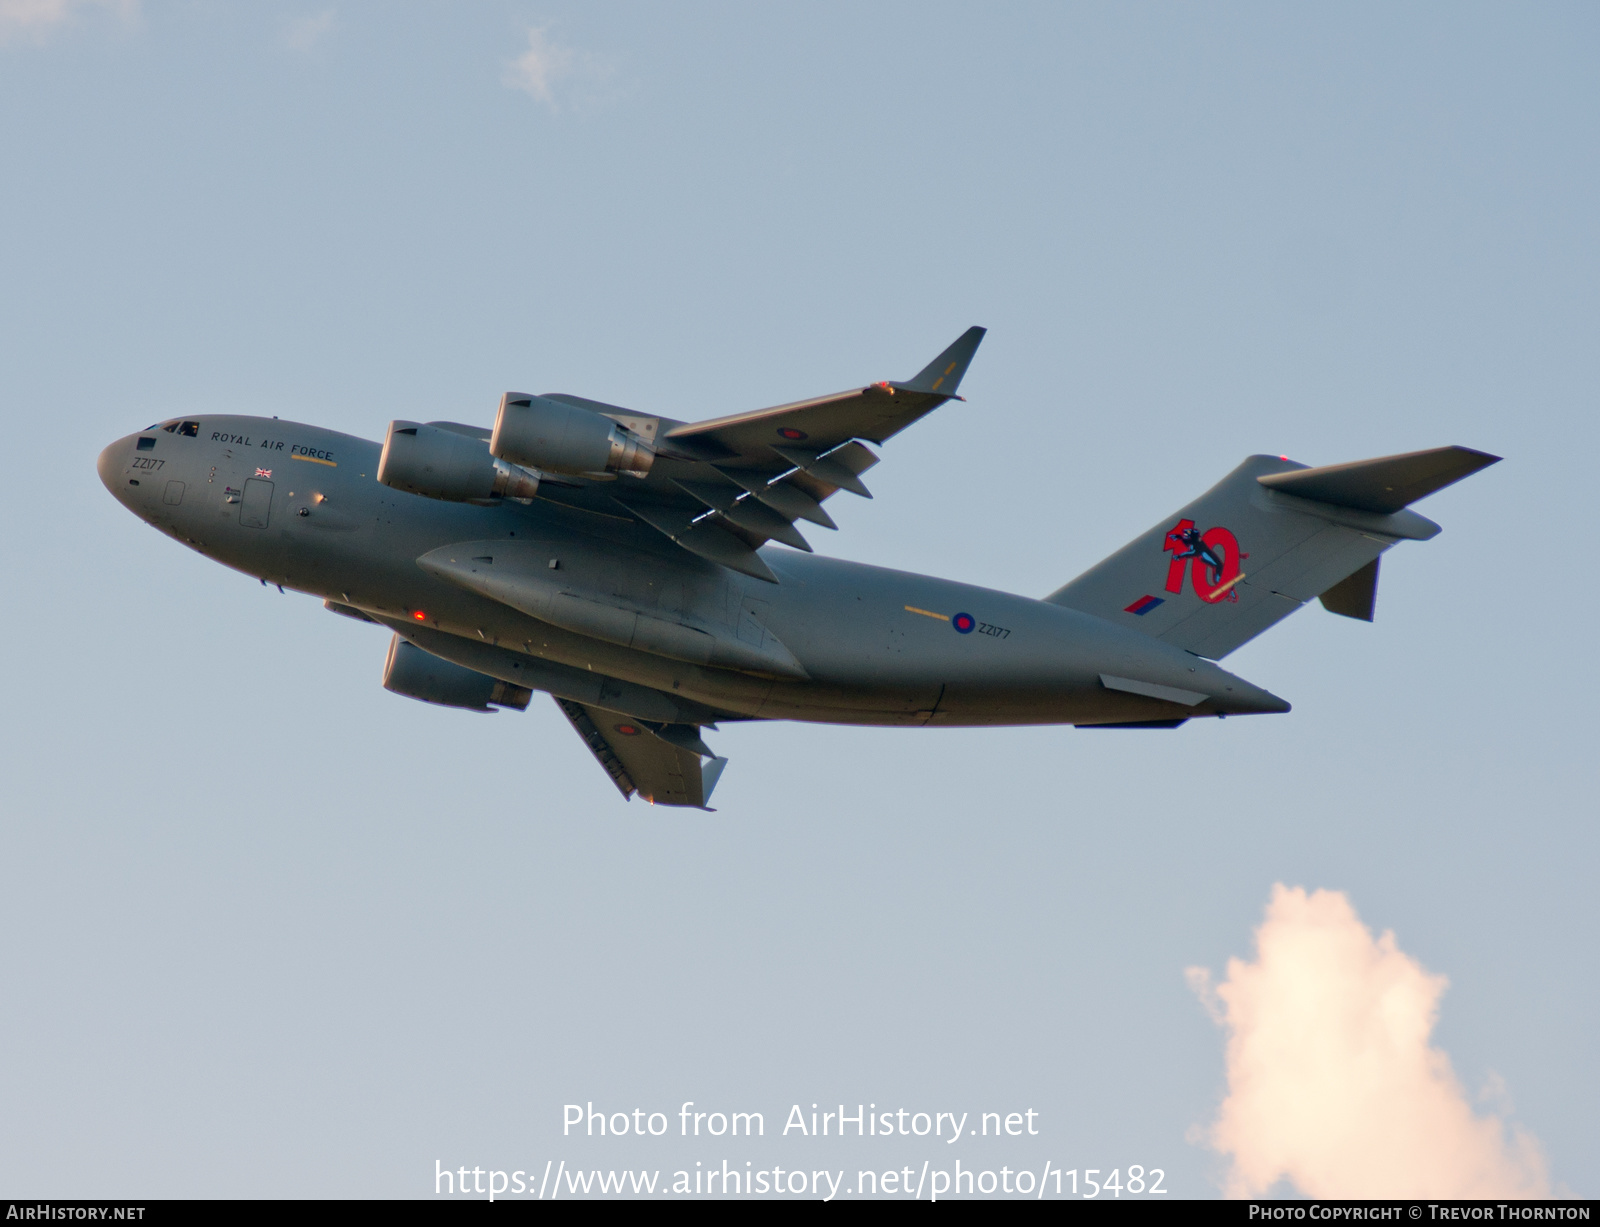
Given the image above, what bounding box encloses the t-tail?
[1047,446,1499,659]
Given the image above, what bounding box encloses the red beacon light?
[412,610,426,621]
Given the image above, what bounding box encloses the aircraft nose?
[97,438,128,497]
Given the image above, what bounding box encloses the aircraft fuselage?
[97,415,1288,728]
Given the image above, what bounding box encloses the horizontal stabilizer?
[1257,446,1499,514]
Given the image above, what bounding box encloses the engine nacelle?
[382,636,532,711]
[490,392,655,476]
[377,421,542,503]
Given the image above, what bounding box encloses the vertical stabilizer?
[1046,448,1497,659]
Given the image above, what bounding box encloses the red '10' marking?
[1163,519,1246,603]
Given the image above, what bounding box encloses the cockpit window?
[159,420,200,437]
[137,437,156,451]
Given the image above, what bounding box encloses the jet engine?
[377,421,543,503]
[490,392,655,476]
[382,635,533,711]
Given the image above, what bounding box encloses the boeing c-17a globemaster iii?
[97,328,1498,808]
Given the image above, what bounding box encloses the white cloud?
[1188,885,1550,1199]
[283,9,335,55]
[505,26,572,106]
[0,0,134,44]
[504,25,611,110]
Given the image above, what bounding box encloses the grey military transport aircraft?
[98,328,1497,808]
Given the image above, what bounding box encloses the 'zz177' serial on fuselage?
[98,328,1498,807]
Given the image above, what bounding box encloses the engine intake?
[377,421,542,503]
[382,635,532,711]
[490,393,655,476]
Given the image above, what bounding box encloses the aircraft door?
[240,478,274,529]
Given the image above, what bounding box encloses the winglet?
[897,326,986,397]
[700,756,728,808]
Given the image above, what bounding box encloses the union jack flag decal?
[255,468,272,478]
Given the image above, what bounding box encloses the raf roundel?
[952,612,976,634]
[614,723,641,736]
[776,427,808,441]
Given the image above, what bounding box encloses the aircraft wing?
[664,325,986,458]
[554,698,727,809]
[536,327,985,582]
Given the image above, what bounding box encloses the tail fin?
[1046,446,1499,660]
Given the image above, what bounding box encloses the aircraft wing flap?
[770,441,878,499]
[554,699,726,808]
[609,494,779,583]
[714,494,812,552]
[716,468,836,528]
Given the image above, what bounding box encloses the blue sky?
[1,1,1595,1197]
